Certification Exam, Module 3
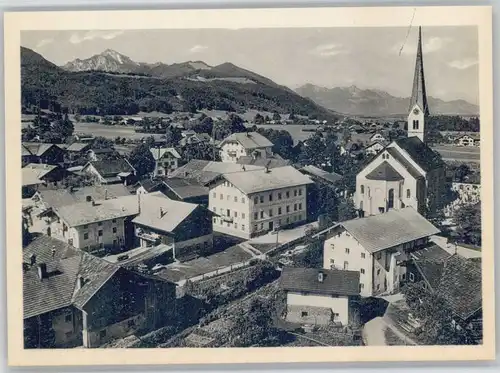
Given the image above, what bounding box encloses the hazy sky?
[21,26,479,104]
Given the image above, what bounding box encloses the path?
[362,316,418,346]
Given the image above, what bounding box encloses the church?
[354,27,447,218]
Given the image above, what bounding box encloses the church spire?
[409,26,429,116]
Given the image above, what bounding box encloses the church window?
[360,185,364,194]
[406,189,411,198]
[413,120,419,130]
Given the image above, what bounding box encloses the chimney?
[51,246,56,258]
[317,271,324,283]
[77,275,85,289]
[30,253,37,266]
[104,189,108,200]
[37,263,48,280]
[159,207,165,218]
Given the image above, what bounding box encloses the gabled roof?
[22,142,61,157]
[36,184,132,209]
[132,194,199,233]
[55,195,139,227]
[366,161,404,181]
[280,267,360,296]
[84,158,135,178]
[219,132,273,149]
[393,137,445,173]
[300,165,342,184]
[89,147,116,154]
[23,234,80,264]
[237,155,291,169]
[222,165,314,195]
[339,207,440,253]
[410,244,452,289]
[66,142,90,152]
[385,147,423,179]
[162,178,209,199]
[150,147,181,161]
[22,164,58,186]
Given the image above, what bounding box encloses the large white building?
[354,27,447,218]
[219,132,273,163]
[208,165,313,239]
[320,207,440,297]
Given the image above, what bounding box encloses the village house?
[131,194,214,261]
[21,142,66,166]
[405,247,482,343]
[22,164,73,198]
[87,148,121,162]
[159,178,209,206]
[208,165,313,239]
[65,142,91,162]
[23,234,80,263]
[150,147,181,177]
[82,159,137,185]
[179,132,212,147]
[355,28,447,218]
[219,132,273,163]
[320,207,440,297]
[370,133,387,143]
[23,251,176,349]
[456,133,480,147]
[280,267,360,326]
[364,141,387,156]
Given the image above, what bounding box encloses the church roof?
[394,137,445,173]
[409,27,430,115]
[366,161,404,181]
[386,147,423,179]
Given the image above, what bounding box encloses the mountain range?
[21,47,338,119]
[295,84,479,116]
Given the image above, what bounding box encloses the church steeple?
[407,26,430,142]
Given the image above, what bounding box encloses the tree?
[51,113,74,141]
[452,204,481,246]
[91,136,115,149]
[272,112,281,121]
[213,114,246,140]
[403,282,472,345]
[297,132,326,167]
[192,116,214,134]
[253,113,265,124]
[129,143,156,177]
[337,197,357,221]
[182,142,219,162]
[164,125,182,147]
[231,299,279,347]
[454,164,471,183]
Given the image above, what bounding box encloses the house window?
[235,223,238,229]
[286,217,290,224]
[254,196,258,204]
[294,204,297,211]
[360,185,364,194]
[84,233,89,240]
[301,311,308,317]
[343,261,349,270]
[241,198,245,203]
[65,313,72,323]
[260,196,264,203]
[213,217,217,223]
[409,272,415,282]
[360,268,365,274]
[227,195,230,201]
[298,189,302,196]
[361,253,366,258]
[286,191,290,198]
[260,211,264,219]
[213,192,216,198]
[99,330,106,339]
[68,239,73,245]
[242,213,246,219]
[83,224,89,229]
[286,205,290,213]
[98,222,102,226]
[345,248,350,254]
[220,194,223,200]
[234,211,238,218]
[406,189,411,198]
[242,225,245,231]
[113,227,117,234]
[260,223,264,229]
[254,212,258,220]
[225,209,230,217]
[269,194,273,202]
[377,269,381,275]
[359,283,364,290]
[298,203,302,210]
[377,284,380,290]
[299,214,302,220]
[98,230,103,237]
[234,196,238,202]
[330,259,335,264]
[278,193,282,200]
[254,224,258,231]
[413,119,419,130]
[112,219,116,223]
[294,190,298,197]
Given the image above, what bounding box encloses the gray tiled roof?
[394,137,445,173]
[280,267,360,296]
[219,132,273,149]
[340,207,440,253]
[23,234,80,264]
[300,165,342,184]
[162,178,209,199]
[66,142,90,152]
[86,159,135,177]
[223,165,313,195]
[386,147,423,179]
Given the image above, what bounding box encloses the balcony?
[136,229,160,243]
[221,215,234,223]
